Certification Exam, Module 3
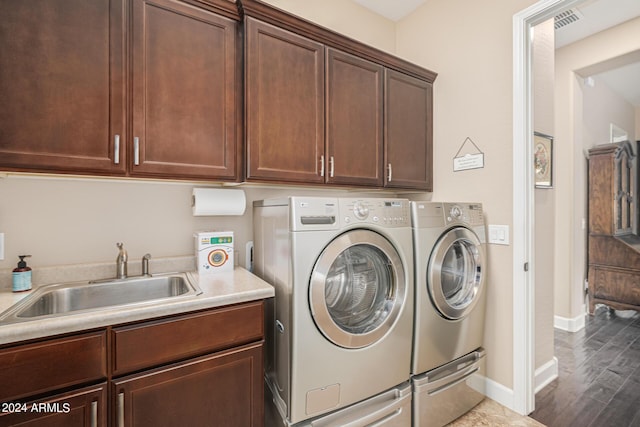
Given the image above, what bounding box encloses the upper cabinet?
[326,49,384,187]
[0,0,242,181]
[242,0,436,190]
[0,0,436,190]
[384,70,433,190]
[245,18,325,184]
[0,0,126,175]
[130,0,241,180]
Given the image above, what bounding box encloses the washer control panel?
[341,198,410,227]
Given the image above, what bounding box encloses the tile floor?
[447,398,545,426]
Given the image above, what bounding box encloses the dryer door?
[428,227,484,320]
[309,229,407,349]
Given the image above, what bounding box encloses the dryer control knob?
[450,205,462,219]
[353,201,369,220]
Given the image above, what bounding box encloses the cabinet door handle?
[133,137,140,166]
[329,156,335,178]
[114,135,120,165]
[388,163,393,182]
[320,155,325,177]
[90,401,98,427]
[117,392,124,427]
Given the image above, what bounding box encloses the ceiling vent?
[554,8,584,30]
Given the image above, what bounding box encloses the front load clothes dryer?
[254,197,414,426]
[410,202,487,427]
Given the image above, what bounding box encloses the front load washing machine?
[410,202,487,427]
[253,197,414,426]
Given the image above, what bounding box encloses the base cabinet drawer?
[0,331,107,402]
[111,301,264,376]
[112,342,263,427]
[0,383,106,427]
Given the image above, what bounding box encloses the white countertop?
[0,267,274,345]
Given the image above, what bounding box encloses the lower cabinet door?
[0,383,106,427]
[112,342,263,427]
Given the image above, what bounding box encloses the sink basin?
[0,274,201,323]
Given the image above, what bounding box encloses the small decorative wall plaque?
[453,137,485,172]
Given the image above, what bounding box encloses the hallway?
[530,306,640,426]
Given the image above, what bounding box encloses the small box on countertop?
[195,231,234,274]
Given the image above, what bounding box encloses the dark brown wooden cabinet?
[0,301,264,427]
[1,0,436,189]
[0,0,126,175]
[587,141,640,313]
[242,1,437,190]
[0,0,241,181]
[0,384,107,427]
[245,17,325,184]
[130,0,241,180]
[326,49,384,187]
[384,69,433,191]
[113,343,263,427]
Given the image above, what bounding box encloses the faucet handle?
[142,253,152,277]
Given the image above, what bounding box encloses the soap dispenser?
[12,255,32,292]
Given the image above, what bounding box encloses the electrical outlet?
[0,233,4,260]
[488,225,510,245]
[245,241,254,272]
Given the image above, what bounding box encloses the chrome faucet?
[142,253,152,277]
[116,243,128,279]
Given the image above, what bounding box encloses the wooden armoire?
[587,141,640,314]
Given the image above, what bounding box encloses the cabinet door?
[245,18,325,184]
[131,0,240,180]
[0,0,126,174]
[0,384,106,427]
[326,49,383,187]
[113,342,263,427]
[384,69,433,191]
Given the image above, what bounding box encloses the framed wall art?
[534,132,553,188]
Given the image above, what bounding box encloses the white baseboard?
[534,357,558,393]
[554,307,586,332]
[483,376,516,411]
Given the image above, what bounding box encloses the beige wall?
[395,0,537,390]
[0,176,390,277]
[554,17,640,320]
[532,19,555,373]
[260,0,396,54]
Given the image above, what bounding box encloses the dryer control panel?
[340,198,410,227]
[443,203,484,226]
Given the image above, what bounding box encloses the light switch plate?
[488,225,510,245]
[0,233,4,260]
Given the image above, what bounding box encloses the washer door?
[428,227,484,320]
[309,230,406,349]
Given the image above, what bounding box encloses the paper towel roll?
[192,188,246,216]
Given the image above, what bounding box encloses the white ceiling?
[355,0,640,107]
[353,0,427,22]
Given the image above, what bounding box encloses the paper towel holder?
[192,187,246,216]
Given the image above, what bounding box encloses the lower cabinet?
[0,301,264,427]
[113,342,263,427]
[0,384,106,427]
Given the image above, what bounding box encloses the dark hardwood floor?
[530,305,640,427]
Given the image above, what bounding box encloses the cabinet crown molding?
[237,0,437,83]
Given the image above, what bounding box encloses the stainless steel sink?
[0,274,201,323]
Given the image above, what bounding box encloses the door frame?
[512,0,582,414]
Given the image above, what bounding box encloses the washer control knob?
[450,205,462,220]
[353,201,369,220]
